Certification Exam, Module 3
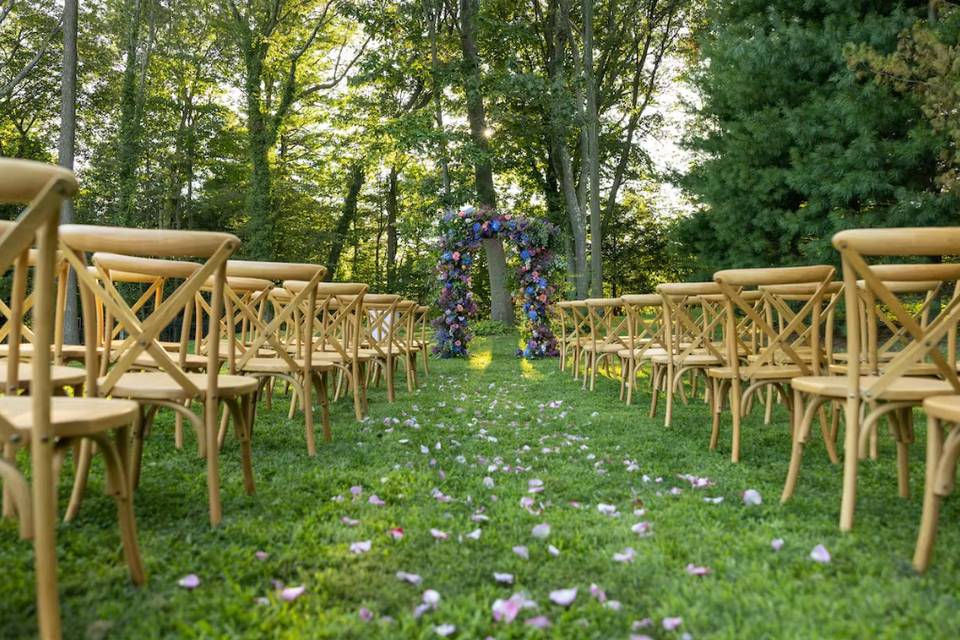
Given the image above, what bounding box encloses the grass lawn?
[2,333,960,638]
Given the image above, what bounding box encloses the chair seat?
[582,343,626,354]
[828,362,957,377]
[133,352,209,371]
[650,353,721,366]
[0,360,85,388]
[707,365,802,380]
[0,396,139,439]
[923,395,960,422]
[102,372,259,401]
[238,357,336,374]
[791,375,956,401]
[617,348,652,359]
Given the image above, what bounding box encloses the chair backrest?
[0,249,70,363]
[363,294,401,357]
[60,225,240,398]
[286,281,367,364]
[393,300,418,353]
[222,262,326,373]
[620,294,664,355]
[655,282,725,363]
[584,298,626,352]
[416,305,430,346]
[0,159,76,438]
[713,265,836,378]
[833,228,960,399]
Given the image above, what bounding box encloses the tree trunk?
[244,47,275,260]
[59,0,79,345]
[583,0,602,295]
[557,143,589,298]
[426,0,451,203]
[115,0,146,226]
[386,165,399,290]
[326,163,365,278]
[458,0,513,326]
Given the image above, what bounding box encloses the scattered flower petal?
[341,516,360,527]
[494,572,514,585]
[280,585,306,602]
[771,538,784,552]
[613,547,637,563]
[396,571,422,586]
[358,607,373,622]
[434,623,456,637]
[742,489,762,506]
[350,540,372,554]
[513,545,530,560]
[254,550,269,561]
[525,615,552,629]
[547,545,560,557]
[549,587,577,607]
[589,583,607,603]
[685,563,711,576]
[389,527,405,540]
[431,529,449,541]
[423,589,441,606]
[531,523,551,539]
[663,617,683,631]
[466,528,482,540]
[368,495,386,507]
[178,574,200,590]
[810,544,831,564]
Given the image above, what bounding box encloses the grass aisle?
[2,335,960,638]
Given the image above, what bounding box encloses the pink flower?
[662,617,682,631]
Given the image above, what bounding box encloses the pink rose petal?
[685,563,711,576]
[810,544,831,564]
[742,489,762,506]
[396,571,422,585]
[525,615,552,629]
[177,574,200,590]
[254,550,269,561]
[549,587,577,606]
[494,572,514,584]
[358,607,373,621]
[589,583,607,603]
[492,596,522,623]
[431,528,449,541]
[662,616,682,631]
[613,547,636,563]
[341,516,360,527]
[368,494,385,506]
[531,523,551,539]
[434,623,456,637]
[389,527,405,540]
[771,538,784,552]
[280,585,306,602]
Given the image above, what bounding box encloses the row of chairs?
[0,158,431,638]
[557,230,960,573]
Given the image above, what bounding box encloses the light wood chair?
[618,294,663,405]
[710,266,836,463]
[218,262,327,455]
[784,230,960,531]
[362,294,402,401]
[393,300,421,393]
[59,224,256,527]
[0,158,145,640]
[651,283,725,427]
[581,298,626,391]
[414,305,431,378]
[914,394,960,571]
[285,281,368,439]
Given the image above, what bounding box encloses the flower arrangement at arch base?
[432,205,560,359]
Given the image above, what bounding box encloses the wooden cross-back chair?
[784,231,960,532]
[563,301,590,380]
[285,281,368,432]
[0,250,74,365]
[215,261,327,455]
[362,294,402,401]
[393,300,421,392]
[618,294,664,405]
[651,283,725,427]
[0,158,146,639]
[59,224,257,527]
[581,298,626,391]
[555,301,575,373]
[709,266,836,464]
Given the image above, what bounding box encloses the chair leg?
[94,429,147,586]
[649,365,660,419]
[839,394,861,532]
[302,371,316,457]
[893,408,911,499]
[781,389,807,504]
[204,394,222,527]
[914,415,944,572]
[31,428,62,639]
[0,458,32,538]
[316,371,332,442]
[730,377,742,463]
[386,356,396,402]
[763,385,774,425]
[625,359,635,406]
[664,365,675,427]
[64,438,94,522]
[709,379,723,450]
[226,396,255,495]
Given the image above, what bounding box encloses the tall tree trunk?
[583,0,602,295]
[386,165,399,290]
[426,0,451,203]
[59,0,79,345]
[557,143,589,297]
[458,0,513,326]
[243,48,275,260]
[115,0,146,226]
[326,163,365,278]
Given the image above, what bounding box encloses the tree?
[678,0,957,277]
[59,0,79,343]
[456,0,514,325]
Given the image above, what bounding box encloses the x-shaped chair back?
[363,294,401,359]
[222,262,326,374]
[713,266,836,380]
[757,281,844,366]
[621,294,664,356]
[287,282,367,362]
[833,230,960,401]
[60,226,239,400]
[656,282,726,365]
[0,250,69,363]
[584,298,626,352]
[853,265,956,374]
[392,301,418,354]
[91,253,198,374]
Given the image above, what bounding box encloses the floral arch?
[432,206,561,359]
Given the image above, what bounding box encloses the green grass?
[2,334,960,638]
